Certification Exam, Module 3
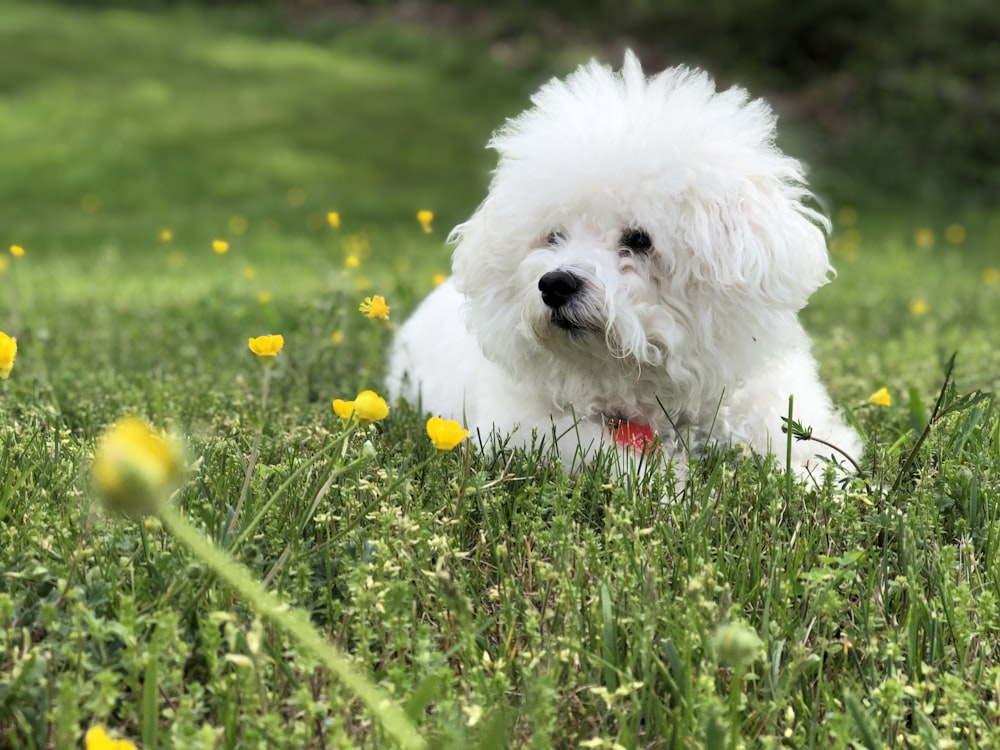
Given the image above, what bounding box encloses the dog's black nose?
[538,270,581,309]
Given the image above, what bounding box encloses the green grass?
[2,2,1000,748]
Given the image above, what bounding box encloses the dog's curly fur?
[387,53,861,478]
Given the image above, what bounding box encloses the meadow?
[2,2,1000,748]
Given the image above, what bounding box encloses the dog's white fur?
[387,53,861,479]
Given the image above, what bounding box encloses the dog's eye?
[545,230,565,247]
[620,228,652,255]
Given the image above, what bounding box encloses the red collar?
[608,419,656,451]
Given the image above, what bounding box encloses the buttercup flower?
[0,332,16,379]
[159,228,173,242]
[426,417,468,451]
[345,254,360,269]
[85,726,137,750]
[333,399,354,421]
[354,390,389,422]
[835,206,858,227]
[327,211,341,229]
[212,239,229,254]
[944,224,966,244]
[909,299,929,316]
[913,228,935,248]
[257,291,273,305]
[92,417,184,517]
[417,210,434,233]
[10,245,25,257]
[359,295,390,320]
[432,273,447,287]
[330,330,344,346]
[868,387,891,407]
[81,194,101,213]
[982,268,999,285]
[342,231,370,257]
[229,214,248,235]
[333,390,389,425]
[248,334,284,360]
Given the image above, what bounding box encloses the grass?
[2,2,1000,748]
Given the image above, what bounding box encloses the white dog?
[387,53,861,481]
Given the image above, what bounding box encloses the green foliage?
[1,2,1000,748]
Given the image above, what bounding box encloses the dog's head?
[450,53,831,411]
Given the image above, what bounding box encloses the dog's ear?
[449,200,499,300]
[676,175,832,310]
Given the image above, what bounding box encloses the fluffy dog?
[387,53,861,480]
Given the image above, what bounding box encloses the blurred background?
[43,0,1000,208]
[2,0,998,384]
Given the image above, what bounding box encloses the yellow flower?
[242,265,257,280]
[345,254,360,269]
[944,224,966,244]
[81,194,101,213]
[426,417,468,451]
[330,330,344,346]
[327,211,341,229]
[835,206,858,227]
[10,245,25,256]
[333,390,389,425]
[354,390,389,422]
[248,334,284,360]
[0,332,17,380]
[417,209,434,234]
[359,295,390,320]
[212,239,229,254]
[868,387,891,407]
[257,291,273,305]
[0,256,8,273]
[228,214,249,235]
[332,399,355,421]
[92,417,184,517]
[85,726,137,750]
[909,299,929,316]
[159,228,173,242]
[913,228,935,248]
[432,273,447,287]
[983,267,1000,285]
[341,231,370,257]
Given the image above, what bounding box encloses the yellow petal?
[85,726,137,750]
[353,390,389,422]
[248,334,284,358]
[333,399,355,420]
[92,417,183,517]
[426,416,468,451]
[359,295,390,320]
[867,387,891,407]
[0,332,16,380]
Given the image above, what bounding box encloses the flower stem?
[227,366,272,538]
[157,502,425,749]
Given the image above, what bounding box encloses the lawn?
[2,2,1000,748]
